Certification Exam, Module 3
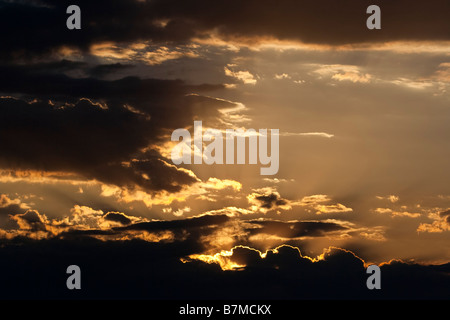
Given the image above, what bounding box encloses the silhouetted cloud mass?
[0,68,230,192]
[0,237,449,299]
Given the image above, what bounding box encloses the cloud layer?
[1,0,449,60]
[0,235,448,299]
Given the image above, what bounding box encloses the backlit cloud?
[224,65,258,85]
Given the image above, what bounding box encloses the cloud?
[295,194,353,215]
[118,213,230,234]
[2,0,449,62]
[0,201,359,255]
[417,209,450,233]
[0,194,24,210]
[262,178,295,184]
[375,208,421,218]
[246,190,353,215]
[432,62,450,83]
[281,132,335,138]
[313,203,354,214]
[224,65,257,85]
[389,78,434,90]
[88,62,135,78]
[247,219,348,238]
[0,64,235,194]
[247,187,291,213]
[312,64,373,83]
[99,176,242,209]
[274,73,291,80]
[90,43,200,65]
[0,236,447,299]
[103,212,134,225]
[376,195,399,203]
[0,205,448,299]
[3,205,153,240]
[182,244,450,299]
[331,72,372,83]
[373,197,422,218]
[2,204,231,243]
[10,210,49,232]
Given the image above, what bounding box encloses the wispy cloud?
[281,132,335,138]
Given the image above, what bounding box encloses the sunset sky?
[0,0,449,299]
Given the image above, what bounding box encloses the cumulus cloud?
[10,210,49,232]
[247,187,291,213]
[3,205,151,240]
[181,244,450,299]
[224,65,257,85]
[417,209,450,233]
[0,194,29,212]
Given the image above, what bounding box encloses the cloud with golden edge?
[101,176,242,210]
[293,194,353,215]
[2,205,157,241]
[224,64,258,85]
[417,209,450,233]
[182,244,370,271]
[374,207,421,218]
[311,64,373,84]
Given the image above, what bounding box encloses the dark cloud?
[0,237,448,299]
[0,65,229,192]
[115,214,231,242]
[0,195,27,230]
[87,63,135,78]
[0,194,24,214]
[118,214,230,233]
[1,0,448,61]
[0,204,448,299]
[10,209,47,231]
[13,209,232,244]
[440,210,450,223]
[439,209,450,217]
[0,63,223,107]
[103,212,132,225]
[0,97,193,192]
[254,193,287,209]
[247,220,347,238]
[247,188,291,213]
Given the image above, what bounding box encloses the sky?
[0,0,449,299]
